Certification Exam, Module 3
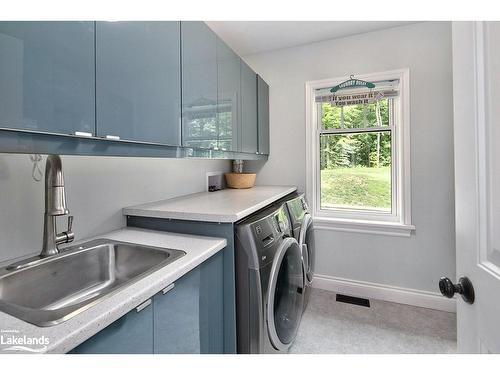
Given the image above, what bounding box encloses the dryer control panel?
[249,206,290,267]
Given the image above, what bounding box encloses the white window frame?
[305,69,414,237]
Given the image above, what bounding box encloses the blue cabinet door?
[68,252,225,354]
[153,267,201,353]
[257,75,270,155]
[181,22,218,150]
[199,249,224,353]
[216,37,240,152]
[153,251,224,354]
[240,61,258,154]
[70,299,154,354]
[0,21,95,136]
[96,21,181,145]
[127,216,236,353]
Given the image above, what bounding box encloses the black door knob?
[439,276,475,304]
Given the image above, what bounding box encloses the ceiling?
[205,21,416,56]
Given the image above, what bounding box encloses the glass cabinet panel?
[96,21,181,144]
[0,21,95,135]
[240,61,258,153]
[217,37,240,151]
[181,22,218,149]
[257,75,270,155]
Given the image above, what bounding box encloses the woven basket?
[224,173,256,189]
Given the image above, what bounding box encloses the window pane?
[320,131,392,212]
[320,99,390,130]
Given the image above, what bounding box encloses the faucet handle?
[67,215,74,232]
[63,215,75,244]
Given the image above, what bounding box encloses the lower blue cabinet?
[199,249,224,353]
[69,251,224,354]
[153,250,224,353]
[70,299,154,354]
[153,266,201,353]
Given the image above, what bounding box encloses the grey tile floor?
[290,288,457,354]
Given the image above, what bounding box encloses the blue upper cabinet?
[0,21,269,159]
[216,37,240,152]
[96,22,181,145]
[0,22,95,135]
[257,75,270,155]
[181,22,218,150]
[240,61,258,154]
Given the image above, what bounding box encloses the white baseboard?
[312,274,456,313]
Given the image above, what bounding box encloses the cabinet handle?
[162,283,175,295]
[105,135,121,140]
[135,299,152,313]
[74,131,93,137]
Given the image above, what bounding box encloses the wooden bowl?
[225,173,256,189]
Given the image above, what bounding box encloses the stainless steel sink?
[0,239,185,327]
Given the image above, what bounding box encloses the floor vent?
[336,294,370,307]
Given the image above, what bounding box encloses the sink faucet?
[41,155,74,257]
[6,155,74,270]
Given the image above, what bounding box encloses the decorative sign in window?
[329,75,376,93]
[315,77,399,107]
[325,91,383,106]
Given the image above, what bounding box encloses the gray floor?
[290,288,457,354]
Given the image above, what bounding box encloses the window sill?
[313,217,415,237]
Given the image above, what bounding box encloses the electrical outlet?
[206,171,225,192]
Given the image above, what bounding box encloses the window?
[305,70,414,236]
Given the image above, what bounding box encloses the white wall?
[244,22,455,294]
[0,154,230,263]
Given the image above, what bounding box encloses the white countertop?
[0,228,226,354]
[123,185,298,223]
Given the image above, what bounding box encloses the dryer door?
[299,213,314,285]
[267,237,304,351]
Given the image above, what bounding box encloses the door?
[266,237,304,351]
[240,61,258,154]
[96,21,181,144]
[451,21,500,353]
[153,268,201,353]
[199,249,225,353]
[70,299,154,354]
[257,75,270,155]
[181,21,218,149]
[0,21,95,136]
[216,37,239,152]
[153,251,224,354]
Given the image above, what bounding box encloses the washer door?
[267,237,304,351]
[298,213,314,284]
